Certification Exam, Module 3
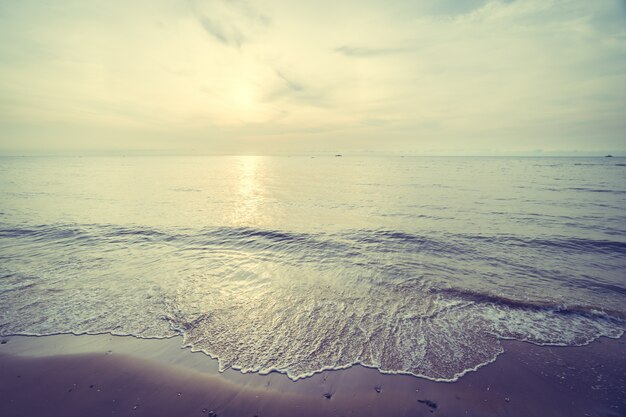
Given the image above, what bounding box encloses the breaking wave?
[1,223,624,381]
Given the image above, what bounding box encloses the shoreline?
[5,329,623,383]
[1,333,624,416]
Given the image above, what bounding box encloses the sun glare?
[231,155,265,226]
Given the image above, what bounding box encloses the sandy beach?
[2,0,626,414]
[0,333,623,417]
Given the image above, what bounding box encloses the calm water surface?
[0,156,624,380]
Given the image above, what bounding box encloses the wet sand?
[0,334,624,417]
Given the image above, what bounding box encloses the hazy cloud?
[0,0,624,155]
[190,0,269,47]
[335,45,409,57]
[275,70,304,92]
[198,16,245,47]
[262,69,329,109]
[418,0,490,17]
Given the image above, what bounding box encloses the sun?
[224,80,272,124]
[232,83,255,110]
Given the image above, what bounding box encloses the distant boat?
[335,154,343,157]
[605,155,613,157]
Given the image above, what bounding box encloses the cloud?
[197,16,245,47]
[190,0,269,48]
[334,45,409,57]
[421,0,490,17]
[0,0,624,155]
[260,69,329,109]
[275,70,304,92]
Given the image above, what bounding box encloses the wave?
[431,287,626,321]
[1,222,625,382]
[151,285,626,381]
[6,223,626,261]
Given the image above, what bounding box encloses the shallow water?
[0,156,624,380]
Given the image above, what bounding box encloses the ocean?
[0,155,624,381]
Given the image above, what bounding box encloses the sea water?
[0,156,624,380]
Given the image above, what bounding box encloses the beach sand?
[0,334,624,417]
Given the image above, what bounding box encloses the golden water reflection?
[230,156,266,227]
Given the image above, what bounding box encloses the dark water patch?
[234,227,305,243]
[0,223,171,246]
[106,226,167,238]
[527,237,626,256]
[101,226,175,245]
[455,233,626,256]
[0,224,93,243]
[573,280,626,297]
[4,223,625,266]
[189,226,310,246]
[4,222,626,266]
[0,282,37,294]
[568,187,626,194]
[0,227,38,238]
[348,229,464,256]
[433,287,626,321]
[183,227,351,257]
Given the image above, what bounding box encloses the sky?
[0,0,625,155]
